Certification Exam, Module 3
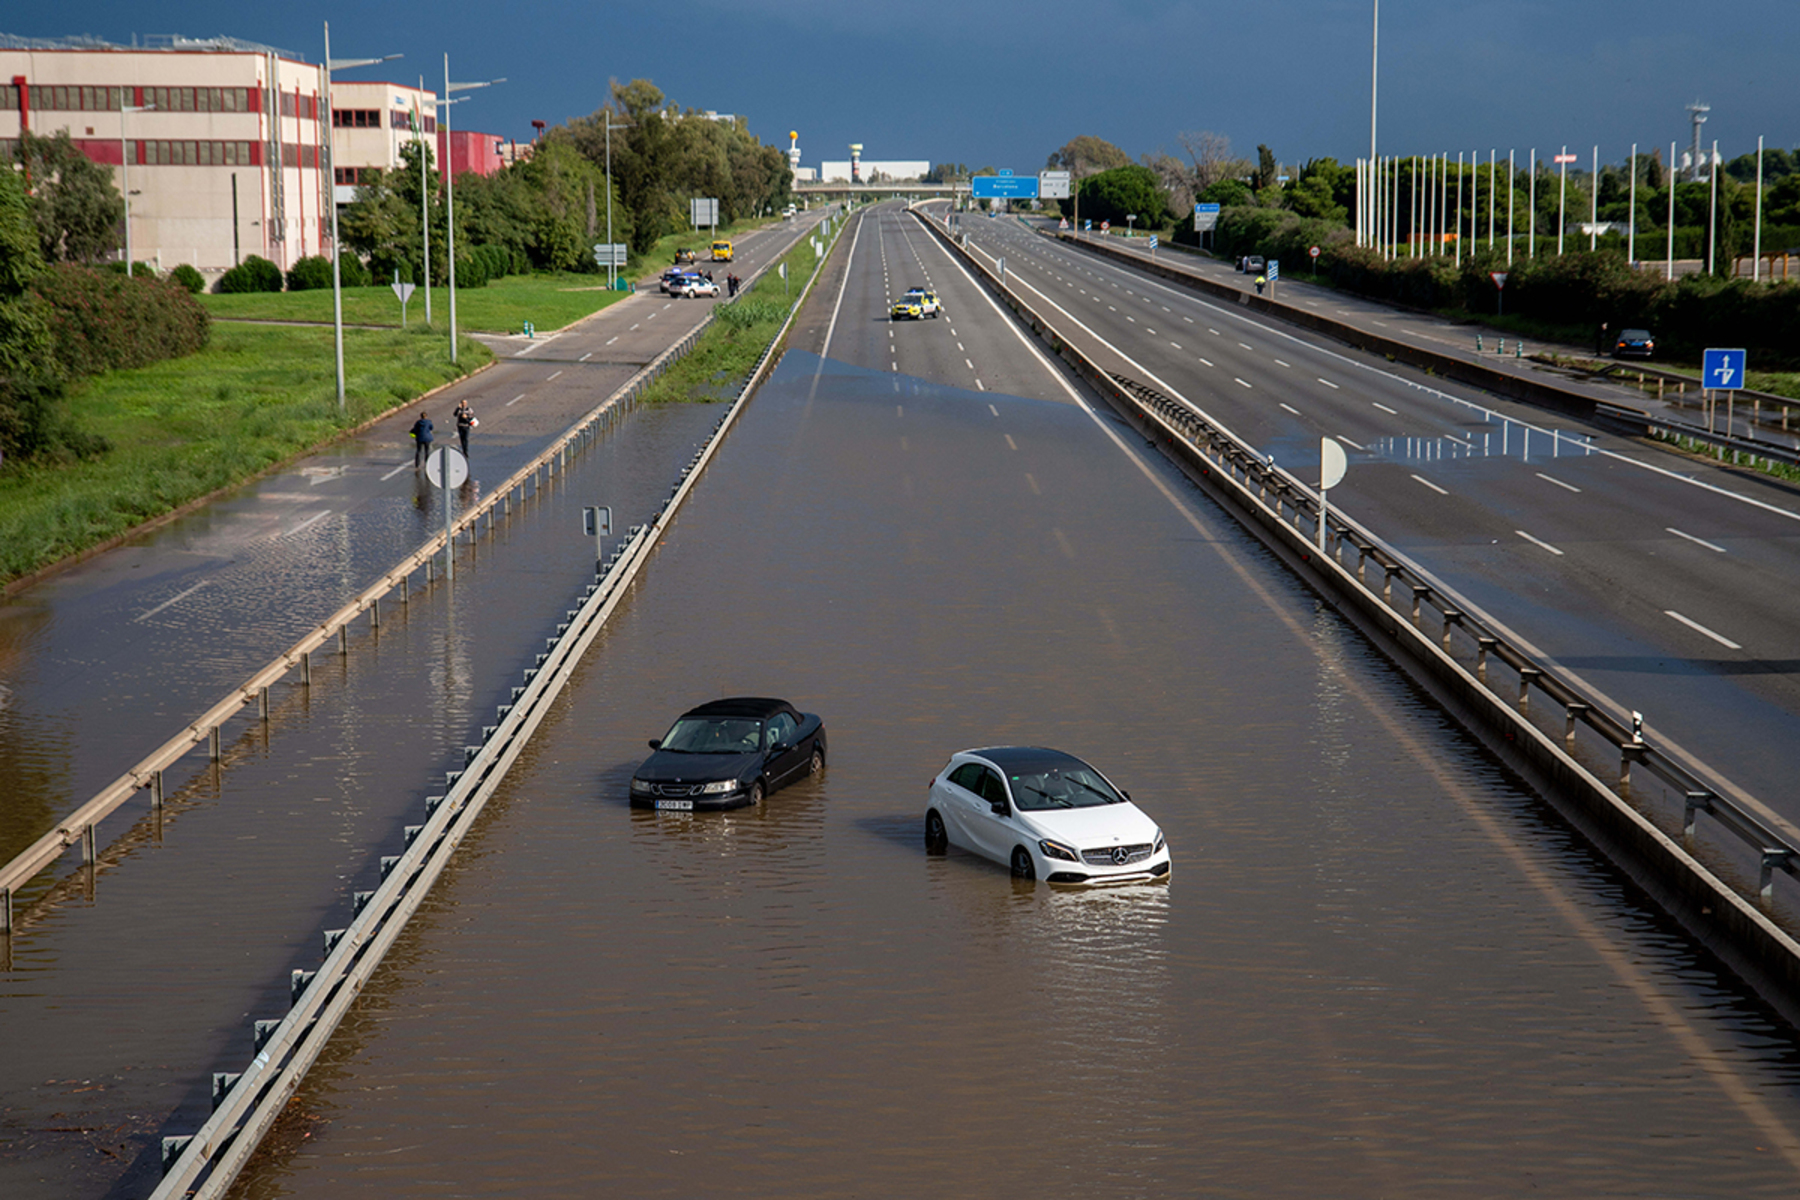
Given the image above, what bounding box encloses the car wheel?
[808,745,825,776]
[748,780,765,806]
[924,810,948,855]
[1011,846,1035,880]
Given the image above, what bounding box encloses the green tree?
[15,130,124,264]
[1077,165,1170,229]
[1286,158,1350,224]
[1046,135,1131,179]
[1253,144,1279,194]
[0,167,74,461]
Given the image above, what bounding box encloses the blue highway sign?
[972,174,1040,200]
[1702,348,1747,391]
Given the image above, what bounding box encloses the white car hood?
[1020,802,1160,849]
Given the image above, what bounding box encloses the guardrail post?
[1441,609,1462,650]
[1,887,10,934]
[253,1019,280,1052]
[426,556,435,583]
[161,1135,194,1174]
[1761,849,1794,904]
[1517,667,1541,711]
[1563,702,1590,746]
[301,651,311,686]
[339,625,349,655]
[371,598,380,628]
[258,686,270,721]
[1410,585,1431,626]
[81,823,95,864]
[212,1072,241,1109]
[209,726,222,761]
[1383,564,1401,604]
[150,769,164,809]
[291,968,316,1003]
[1684,791,1714,839]
[1620,742,1645,786]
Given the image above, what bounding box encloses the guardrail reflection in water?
[913,206,1800,1027]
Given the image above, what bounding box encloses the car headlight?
[1038,838,1080,863]
[630,778,653,794]
[1154,830,1166,853]
[699,779,739,795]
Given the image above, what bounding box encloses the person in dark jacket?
[454,399,476,458]
[410,410,433,469]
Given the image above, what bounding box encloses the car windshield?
[1004,762,1124,811]
[1621,329,1651,340]
[659,717,763,754]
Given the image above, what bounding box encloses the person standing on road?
[454,399,477,459]
[1254,274,1267,296]
[410,409,434,470]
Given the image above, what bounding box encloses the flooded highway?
[229,210,1800,1198]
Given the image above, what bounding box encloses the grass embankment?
[0,323,489,584]
[200,271,625,336]
[196,214,783,336]
[637,221,834,406]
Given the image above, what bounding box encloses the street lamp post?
[1126,213,1136,238]
[604,114,632,290]
[119,95,154,275]
[1557,145,1569,256]
[442,55,504,366]
[323,23,400,411]
[1368,0,1379,249]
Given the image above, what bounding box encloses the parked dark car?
[1612,329,1655,360]
[629,697,827,811]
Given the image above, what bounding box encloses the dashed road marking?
[1372,401,1398,414]
[1667,527,1728,553]
[1005,434,1018,450]
[1515,529,1564,555]
[1536,472,1581,493]
[1318,378,1340,389]
[1234,377,1253,389]
[1665,609,1741,649]
[547,370,563,381]
[1279,403,1301,414]
[135,580,210,623]
[1411,474,1448,495]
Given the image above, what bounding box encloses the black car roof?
[968,746,1087,770]
[681,696,798,721]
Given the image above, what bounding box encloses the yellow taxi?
[711,240,734,261]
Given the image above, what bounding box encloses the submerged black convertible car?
[629,697,827,811]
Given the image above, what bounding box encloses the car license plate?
[655,799,694,811]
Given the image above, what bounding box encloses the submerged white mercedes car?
[924,747,1170,885]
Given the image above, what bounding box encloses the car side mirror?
[769,742,792,756]
[647,739,661,750]
[990,800,1008,816]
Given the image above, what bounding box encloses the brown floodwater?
[230,351,1800,1198]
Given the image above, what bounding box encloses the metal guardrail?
[914,207,1800,1022]
[148,206,849,1200]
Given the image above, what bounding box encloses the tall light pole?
[1369,0,1379,248]
[1557,145,1569,256]
[442,55,504,365]
[1707,138,1718,277]
[1666,141,1676,281]
[323,23,400,411]
[1753,135,1765,282]
[1627,142,1638,264]
[1507,149,1515,265]
[119,95,154,275]
[1589,144,1599,252]
[604,114,632,290]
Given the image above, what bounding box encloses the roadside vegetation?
[637,220,837,407]
[0,323,487,583]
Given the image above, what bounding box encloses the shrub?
[452,250,488,289]
[33,264,210,377]
[169,263,206,294]
[285,255,334,291]
[217,254,284,293]
[338,253,371,287]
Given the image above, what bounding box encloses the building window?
[0,85,18,111]
[332,108,383,129]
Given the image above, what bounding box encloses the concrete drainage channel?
[142,215,845,1199]
[915,208,1800,1030]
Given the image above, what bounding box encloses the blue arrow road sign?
[1702,348,1747,391]
[1084,219,1092,231]
[1267,260,1280,282]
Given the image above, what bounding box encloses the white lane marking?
[578,352,593,362]
[1234,377,1253,389]
[547,370,563,381]
[1109,305,1117,311]
[630,323,641,331]
[1198,357,1213,367]
[988,404,999,416]
[1184,316,1194,323]
[1209,328,1220,335]
[1005,434,1019,450]
[380,462,412,481]
[1536,472,1581,493]
[965,358,975,370]
[957,342,965,351]
[605,336,619,345]
[1372,401,1398,414]
[1667,527,1728,553]
[647,311,658,320]
[135,580,209,622]
[1279,403,1301,415]
[515,340,544,355]
[1337,435,1365,449]
[1274,359,1291,368]
[1514,529,1564,555]
[1318,378,1340,388]
[1238,342,1253,350]
[1126,315,1136,322]
[897,405,904,417]
[1411,474,1448,495]
[506,392,527,407]
[1170,341,1182,349]
[1665,609,1741,649]
[285,509,332,538]
[1025,472,1041,494]
[976,379,986,390]
[818,211,863,363]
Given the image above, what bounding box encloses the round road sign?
[1309,245,1320,258]
[425,445,468,489]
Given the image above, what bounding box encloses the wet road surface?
[217,208,1800,1197]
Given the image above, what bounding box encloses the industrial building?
[1,33,509,279]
